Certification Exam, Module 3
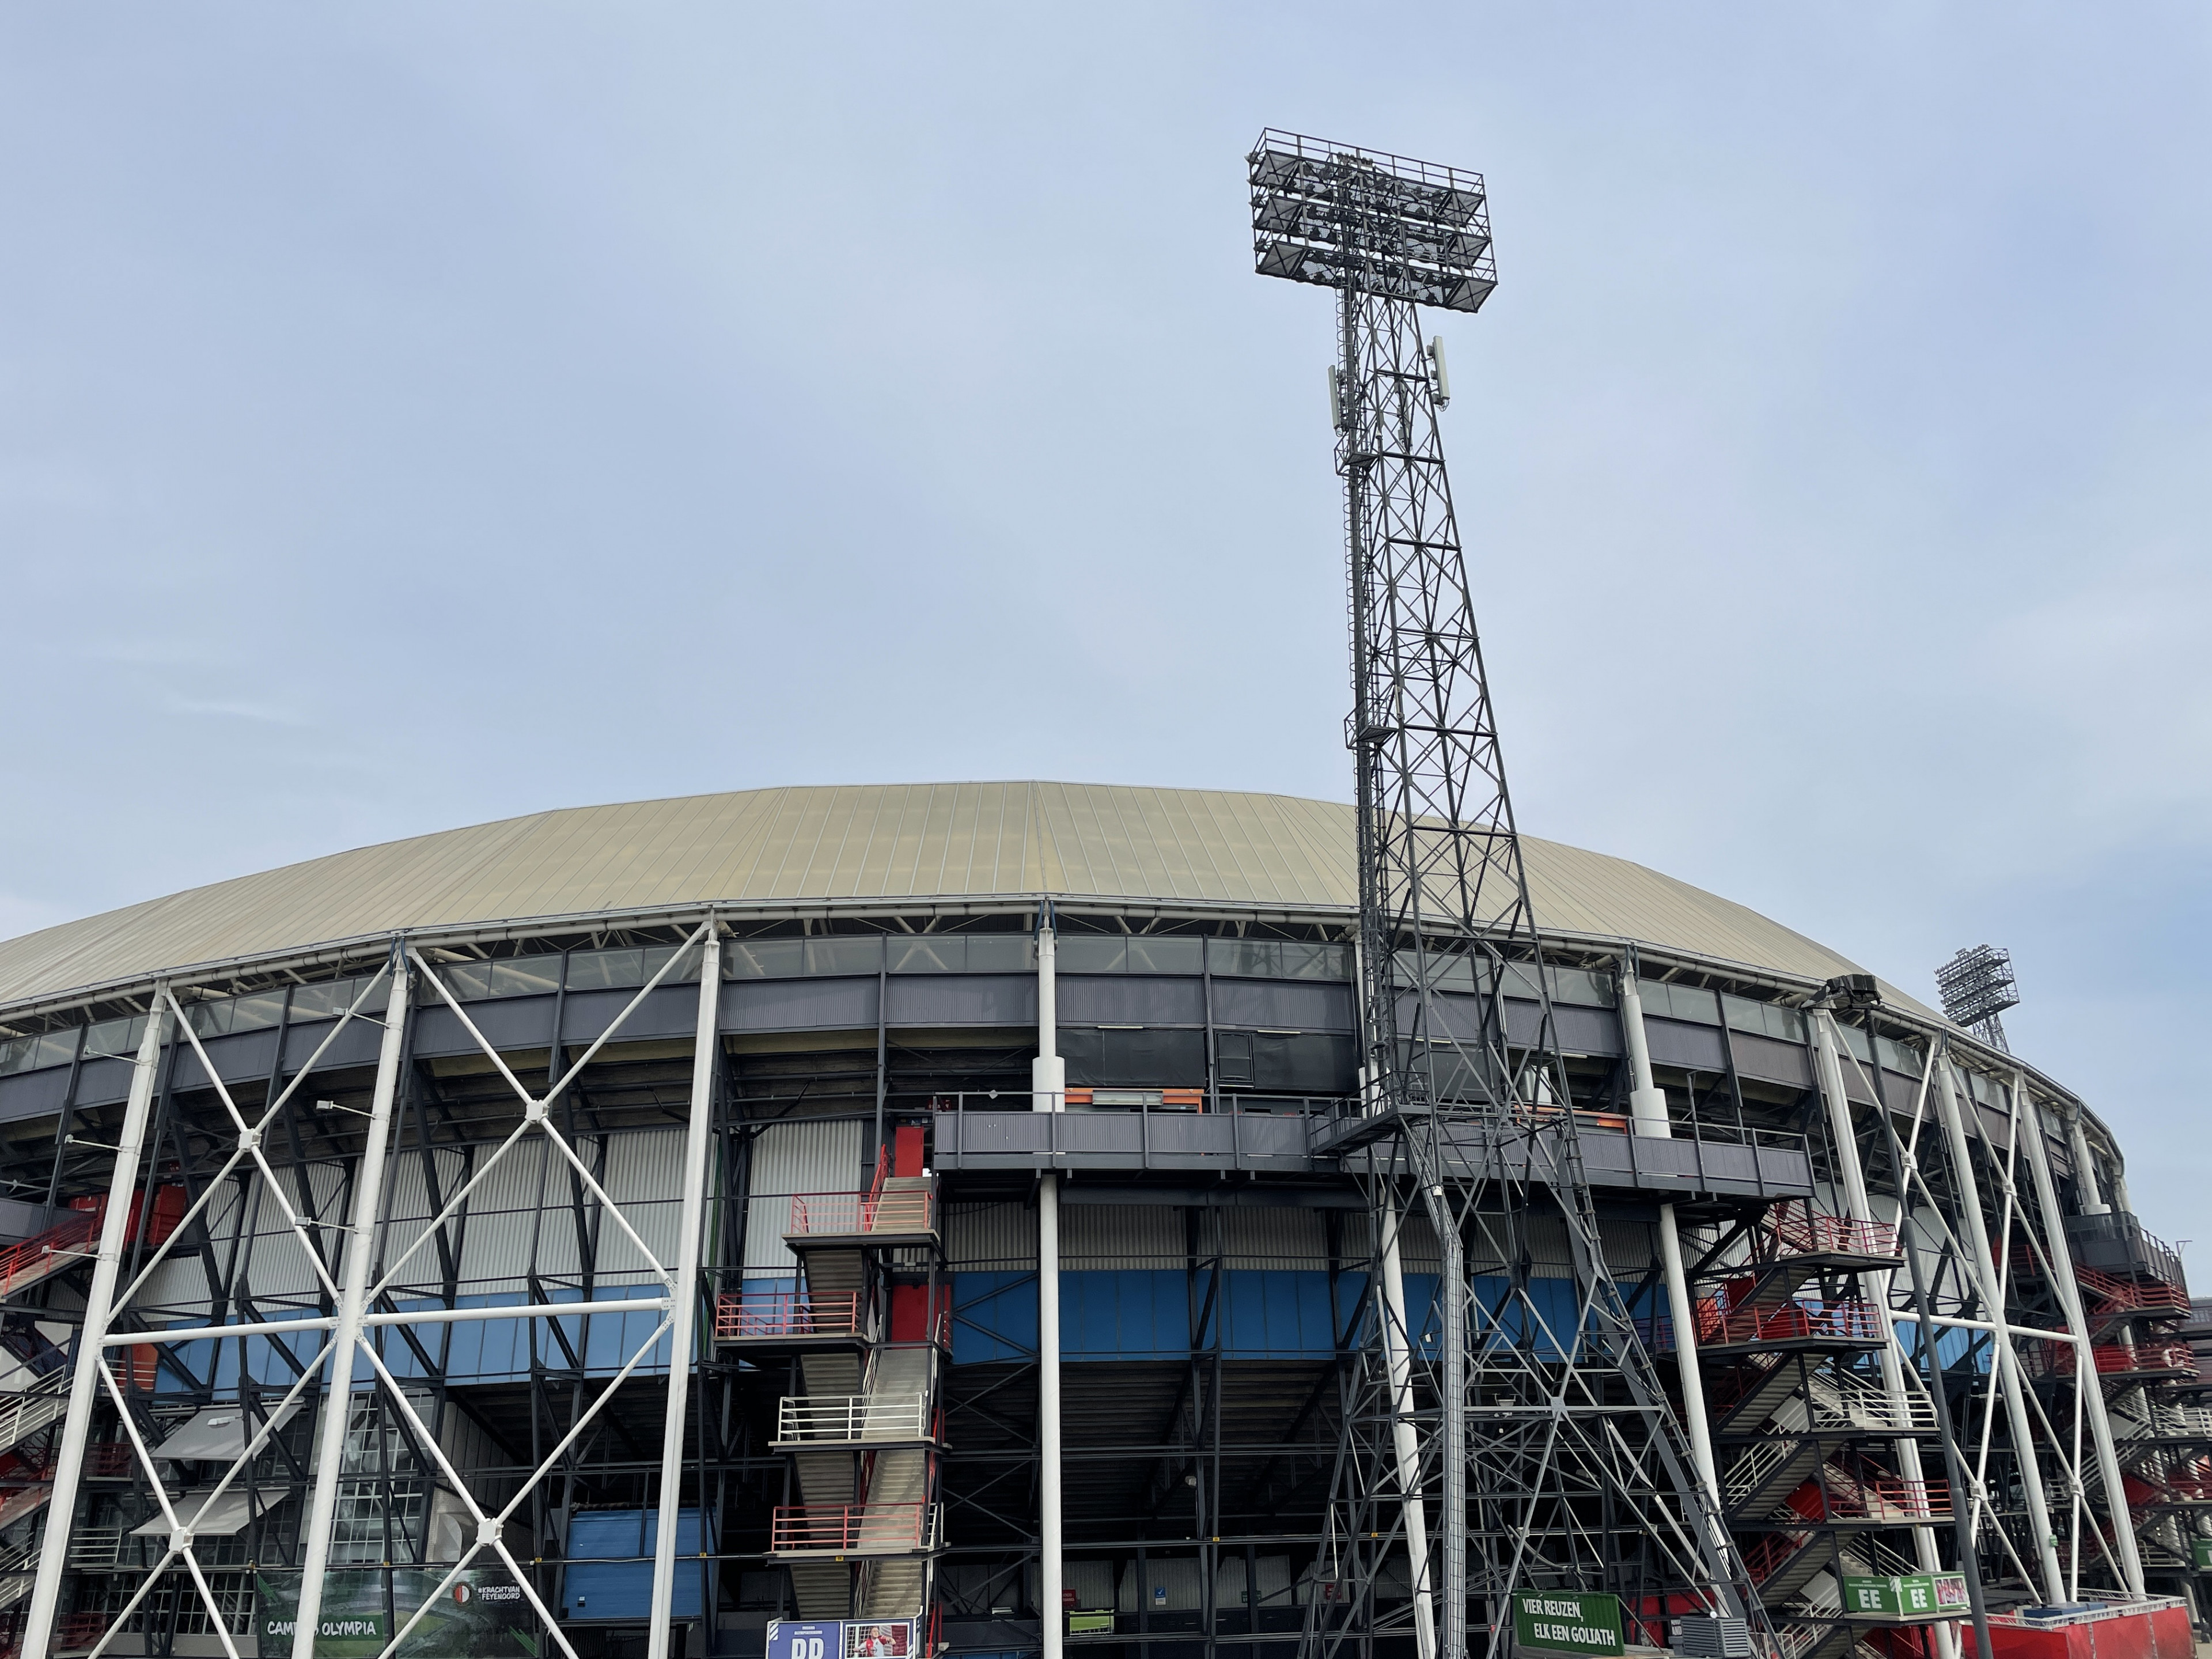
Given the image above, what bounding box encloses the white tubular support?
[2016,1080,2146,1597]
[22,991,173,1659]
[1035,918,1064,1659]
[648,932,722,1658]
[1615,975,1722,1517]
[2065,1111,2111,1217]
[1931,1060,2066,1603]
[1616,972,1670,1137]
[1809,1013,1954,1659]
[292,956,413,1659]
[1378,1195,1437,1659]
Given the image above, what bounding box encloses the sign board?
[770,1620,919,1659]
[1512,1591,1624,1657]
[2194,1537,2212,1572]
[257,1569,533,1657]
[1067,1612,1115,1635]
[1842,1575,1970,1619]
[845,1622,919,1659]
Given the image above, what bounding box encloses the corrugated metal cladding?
[1332,1208,1653,1279]
[1062,1206,1183,1269]
[1065,1555,1294,1613]
[375,1131,685,1296]
[380,1147,471,1296]
[1219,1207,1328,1270]
[743,1120,866,1275]
[945,1202,1035,1270]
[137,1163,347,1316]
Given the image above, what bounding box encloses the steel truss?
[1250,131,1761,1659]
[1813,1009,2149,1605]
[20,926,727,1659]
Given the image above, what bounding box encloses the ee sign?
[1840,1575,1969,1619]
[1512,1591,1624,1657]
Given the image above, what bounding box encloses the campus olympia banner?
[255,1568,537,1657]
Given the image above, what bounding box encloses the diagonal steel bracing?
[1250,128,1762,1659]
[26,921,725,1659]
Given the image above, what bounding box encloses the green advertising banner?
[256,1569,538,1658]
[1512,1591,1624,1657]
[1840,1575,1968,1620]
[2193,1537,2212,1573]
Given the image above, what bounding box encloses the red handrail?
[715,1291,862,1341]
[1706,1300,1883,1347]
[2050,1342,2198,1378]
[789,1190,934,1237]
[2075,1266,2192,1320]
[1766,1200,1899,1260]
[0,1211,96,1298]
[1740,1531,1808,1582]
[771,1501,935,1554]
[1857,1479,1952,1520]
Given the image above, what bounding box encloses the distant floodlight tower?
[1937,944,2021,1052]
[1249,131,1758,1659]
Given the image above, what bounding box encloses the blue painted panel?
[1217,1271,1336,1357]
[1065,1270,1188,1359]
[562,1508,709,1620]
[952,1271,1038,1363]
[158,1308,324,1397]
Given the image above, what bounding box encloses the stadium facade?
[0,781,2198,1659]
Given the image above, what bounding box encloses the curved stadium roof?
[0,782,1895,1012]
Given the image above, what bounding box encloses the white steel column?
[648,930,723,1658]
[1616,973,1722,1513]
[1809,1013,1955,1643]
[1378,1194,1438,1659]
[22,990,173,1659]
[292,957,414,1659]
[2016,1080,2147,1597]
[1933,1059,2067,1602]
[2066,1111,2111,1216]
[1034,917,1065,1659]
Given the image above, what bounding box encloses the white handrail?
[777,1392,930,1444]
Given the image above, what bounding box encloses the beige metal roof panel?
[0,782,1889,1010]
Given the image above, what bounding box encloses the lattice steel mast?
[1248,130,1762,1659]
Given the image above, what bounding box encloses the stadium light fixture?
[1248,128,1497,312]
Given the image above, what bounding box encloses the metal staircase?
[748,1145,947,1628]
[1690,1206,1963,1654]
[2036,1232,2211,1585]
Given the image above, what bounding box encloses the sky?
[1,7,2207,1238]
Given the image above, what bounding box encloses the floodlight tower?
[1248,131,1762,1659]
[1935,944,2020,1052]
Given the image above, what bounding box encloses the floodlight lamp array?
[1248,128,1497,313]
[1935,943,2020,1029]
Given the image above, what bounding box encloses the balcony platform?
[931,1105,1813,1202]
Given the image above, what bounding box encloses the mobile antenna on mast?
[1247,130,1764,1659]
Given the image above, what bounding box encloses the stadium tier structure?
[0,782,2200,1659]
